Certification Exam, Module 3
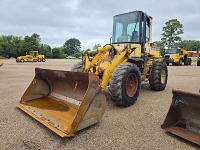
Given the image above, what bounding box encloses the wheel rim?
[161,68,166,84]
[126,73,138,97]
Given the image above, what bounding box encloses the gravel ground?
[0,59,199,150]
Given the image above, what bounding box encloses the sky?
[0,0,200,50]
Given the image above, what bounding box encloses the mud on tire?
[108,62,141,107]
[149,61,168,91]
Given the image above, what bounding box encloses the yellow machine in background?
[0,59,3,67]
[164,48,192,66]
[18,11,168,137]
[16,51,45,63]
[150,46,161,57]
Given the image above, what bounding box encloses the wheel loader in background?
[17,11,168,137]
[0,59,3,67]
[16,51,45,63]
[150,46,161,57]
[164,48,192,66]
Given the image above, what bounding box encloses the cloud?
[0,0,200,49]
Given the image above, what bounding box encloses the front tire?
[20,59,24,63]
[108,62,141,107]
[149,61,168,91]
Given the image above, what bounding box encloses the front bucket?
[161,89,200,145]
[17,68,106,137]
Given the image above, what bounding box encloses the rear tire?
[197,60,200,66]
[38,58,41,62]
[20,59,24,63]
[149,61,168,91]
[178,59,183,66]
[42,58,46,62]
[108,62,141,107]
[187,58,192,65]
[71,61,82,72]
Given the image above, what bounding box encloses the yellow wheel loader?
[161,89,200,145]
[0,59,3,67]
[16,51,45,63]
[150,46,161,57]
[164,48,192,66]
[18,11,168,137]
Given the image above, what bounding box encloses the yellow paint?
[16,51,45,62]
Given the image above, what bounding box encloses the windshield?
[112,11,141,43]
[166,49,179,54]
[151,47,160,51]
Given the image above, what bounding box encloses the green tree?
[161,19,184,48]
[39,44,52,58]
[179,40,200,52]
[23,34,40,52]
[0,35,16,58]
[32,33,41,42]
[52,47,61,58]
[63,38,81,55]
[52,47,66,58]
[73,51,82,58]
[93,44,101,50]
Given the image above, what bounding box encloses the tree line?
[153,19,200,56]
[0,33,95,59]
[1,19,199,59]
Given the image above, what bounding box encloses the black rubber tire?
[149,61,168,91]
[108,62,141,107]
[184,58,188,65]
[20,59,24,63]
[71,61,82,72]
[42,58,46,62]
[38,58,41,62]
[187,58,192,65]
[177,59,183,66]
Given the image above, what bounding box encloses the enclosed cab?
[150,46,161,57]
[112,11,153,57]
[164,48,192,66]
